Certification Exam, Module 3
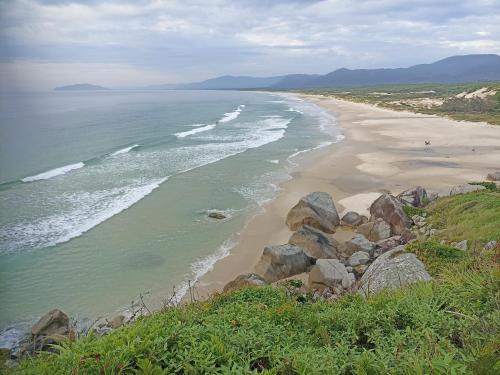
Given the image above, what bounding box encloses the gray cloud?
[1,0,499,90]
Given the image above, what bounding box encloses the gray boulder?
[452,240,468,251]
[449,184,485,196]
[486,172,500,181]
[308,259,353,290]
[374,235,403,257]
[359,246,432,295]
[483,240,498,251]
[223,273,268,292]
[357,218,392,242]
[208,211,226,220]
[345,234,376,257]
[397,186,428,207]
[255,244,314,282]
[369,193,412,235]
[288,225,342,259]
[108,315,126,329]
[347,251,370,267]
[341,211,366,227]
[285,192,340,233]
[31,309,73,352]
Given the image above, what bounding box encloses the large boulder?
[308,259,354,291]
[31,309,73,352]
[255,244,314,283]
[344,234,376,257]
[341,211,366,227]
[285,192,340,233]
[288,225,342,259]
[356,218,391,242]
[369,194,411,235]
[449,184,485,196]
[223,273,268,293]
[359,246,432,295]
[396,186,428,207]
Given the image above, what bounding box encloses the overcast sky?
[1,0,500,90]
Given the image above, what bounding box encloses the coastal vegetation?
[298,81,500,125]
[9,188,499,374]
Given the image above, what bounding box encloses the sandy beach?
[195,94,500,298]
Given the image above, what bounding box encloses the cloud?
[1,0,499,89]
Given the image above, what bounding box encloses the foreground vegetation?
[298,82,500,125]
[12,190,500,374]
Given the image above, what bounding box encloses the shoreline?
[194,93,500,298]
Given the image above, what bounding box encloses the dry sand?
[194,94,500,298]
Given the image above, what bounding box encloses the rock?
[345,234,376,257]
[347,251,370,267]
[453,240,468,251]
[255,244,315,283]
[345,266,353,273]
[285,192,340,233]
[369,194,412,235]
[400,228,417,244]
[449,184,485,196]
[483,240,498,251]
[208,211,226,220]
[486,172,500,181]
[308,259,351,291]
[31,309,72,352]
[109,314,125,329]
[397,186,428,207]
[375,235,402,254]
[341,211,365,227]
[288,225,342,259]
[223,273,268,292]
[356,218,392,242]
[429,229,441,237]
[353,264,368,277]
[32,309,70,338]
[359,246,432,295]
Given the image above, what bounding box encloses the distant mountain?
[54,83,109,91]
[299,54,500,88]
[150,54,500,90]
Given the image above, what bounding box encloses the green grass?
[12,191,500,374]
[426,190,500,247]
[402,205,425,218]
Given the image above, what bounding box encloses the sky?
[1,0,500,90]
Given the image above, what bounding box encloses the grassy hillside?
[10,190,500,374]
[297,82,500,125]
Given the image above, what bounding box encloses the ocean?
[0,90,342,347]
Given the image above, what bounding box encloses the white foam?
[286,107,304,114]
[1,177,169,253]
[21,162,85,182]
[267,159,279,164]
[288,140,335,160]
[111,144,139,156]
[186,123,206,127]
[174,124,216,138]
[219,104,245,123]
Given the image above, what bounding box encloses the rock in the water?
[357,218,392,242]
[347,251,370,267]
[397,186,428,207]
[285,192,340,233]
[486,172,500,181]
[453,240,468,251]
[255,244,314,283]
[288,225,342,259]
[341,211,366,227]
[308,259,352,290]
[208,211,226,220]
[449,184,485,196]
[223,273,268,292]
[369,193,412,235]
[359,246,432,295]
[345,234,376,257]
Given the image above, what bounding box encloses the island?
[54,83,109,91]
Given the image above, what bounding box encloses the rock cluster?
[228,189,434,300]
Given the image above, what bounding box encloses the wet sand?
[194,94,500,298]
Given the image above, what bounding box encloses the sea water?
[0,90,342,347]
